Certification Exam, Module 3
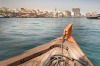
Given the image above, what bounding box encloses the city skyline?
[0,0,100,14]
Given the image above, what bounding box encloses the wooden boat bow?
[57,24,76,44]
[0,24,93,66]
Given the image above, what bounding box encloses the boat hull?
[87,16,98,19]
[0,24,93,66]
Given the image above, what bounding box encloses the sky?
[0,0,100,14]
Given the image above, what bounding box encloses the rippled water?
[0,18,100,66]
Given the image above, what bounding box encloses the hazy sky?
[0,0,100,14]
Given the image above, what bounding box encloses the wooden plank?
[19,48,55,66]
[33,48,56,66]
[0,40,57,66]
[63,41,82,60]
[38,48,60,66]
[18,54,44,66]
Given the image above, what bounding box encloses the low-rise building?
[64,10,71,17]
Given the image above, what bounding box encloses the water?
[0,18,100,66]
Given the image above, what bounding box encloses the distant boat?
[97,14,100,19]
[3,16,11,18]
[0,15,11,18]
[0,15,3,18]
[87,16,98,19]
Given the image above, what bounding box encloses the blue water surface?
[0,18,100,66]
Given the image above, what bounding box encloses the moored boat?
[87,16,98,19]
[0,24,93,66]
[0,15,3,18]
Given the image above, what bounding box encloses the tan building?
[72,8,81,17]
[58,12,64,17]
[64,10,71,17]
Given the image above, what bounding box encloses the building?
[45,12,54,18]
[58,12,64,17]
[53,8,58,18]
[72,8,81,17]
[64,10,71,17]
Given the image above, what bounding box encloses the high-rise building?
[64,10,71,17]
[72,8,81,17]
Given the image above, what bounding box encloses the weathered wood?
[0,23,93,66]
[0,40,93,66]
[0,40,59,66]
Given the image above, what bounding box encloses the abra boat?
[87,16,98,19]
[0,24,93,66]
